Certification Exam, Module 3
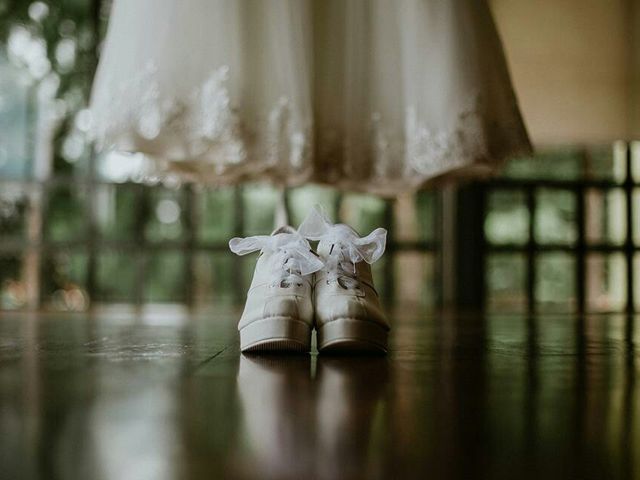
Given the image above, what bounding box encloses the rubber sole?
[239,317,311,353]
[317,318,388,354]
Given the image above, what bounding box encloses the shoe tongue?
[317,240,333,258]
[317,223,359,257]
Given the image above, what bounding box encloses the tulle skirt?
[90,0,531,195]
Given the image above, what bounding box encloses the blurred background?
[0,0,639,315]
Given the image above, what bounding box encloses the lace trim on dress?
[92,64,516,190]
[370,94,489,180]
[91,62,311,178]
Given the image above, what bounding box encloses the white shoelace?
[229,232,323,287]
[298,206,387,289]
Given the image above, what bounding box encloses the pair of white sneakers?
[229,206,390,354]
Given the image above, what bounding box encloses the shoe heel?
[317,318,388,353]
[240,317,311,353]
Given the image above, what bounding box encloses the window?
[483,143,639,314]
[1,1,638,314]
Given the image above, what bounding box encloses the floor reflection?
[236,354,389,480]
[1,311,639,479]
[236,355,314,479]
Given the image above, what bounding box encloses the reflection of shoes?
[230,226,323,352]
[299,207,390,353]
[237,354,314,478]
[316,357,390,479]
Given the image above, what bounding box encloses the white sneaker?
[299,207,390,353]
[229,226,323,352]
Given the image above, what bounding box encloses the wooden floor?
[1,308,639,480]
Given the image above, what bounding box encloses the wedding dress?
[90,0,531,195]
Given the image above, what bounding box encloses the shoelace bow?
[298,206,387,289]
[229,232,323,287]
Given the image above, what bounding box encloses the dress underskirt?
[90,0,531,195]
